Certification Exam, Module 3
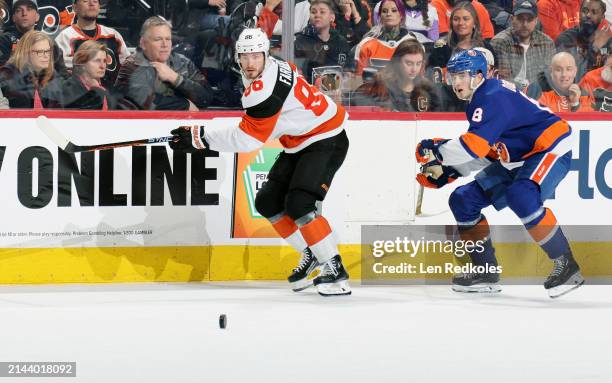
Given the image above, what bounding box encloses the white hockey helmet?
[234,28,270,65]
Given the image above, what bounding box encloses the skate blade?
[290,278,314,292]
[452,284,502,294]
[317,280,352,296]
[547,272,585,299]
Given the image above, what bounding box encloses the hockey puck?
[219,314,227,329]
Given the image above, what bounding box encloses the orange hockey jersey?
[204,58,347,153]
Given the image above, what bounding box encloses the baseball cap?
[13,0,38,10]
[513,0,537,17]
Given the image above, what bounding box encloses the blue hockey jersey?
[439,78,574,167]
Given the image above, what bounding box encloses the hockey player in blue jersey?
[416,49,584,298]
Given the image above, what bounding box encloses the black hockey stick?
[36,116,176,153]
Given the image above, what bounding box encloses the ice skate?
[313,255,351,296]
[452,271,502,293]
[287,248,319,292]
[545,253,584,298]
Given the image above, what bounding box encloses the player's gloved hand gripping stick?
[169,126,208,153]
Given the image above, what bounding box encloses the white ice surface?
[0,282,611,383]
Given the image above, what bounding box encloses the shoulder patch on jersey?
[244,59,294,119]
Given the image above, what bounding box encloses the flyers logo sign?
[105,48,118,72]
[38,6,61,35]
[0,7,8,25]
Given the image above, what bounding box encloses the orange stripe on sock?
[528,208,558,243]
[271,215,298,239]
[459,218,490,242]
[300,216,332,247]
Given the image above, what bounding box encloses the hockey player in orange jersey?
[170,28,351,296]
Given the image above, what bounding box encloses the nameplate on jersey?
[247,60,295,119]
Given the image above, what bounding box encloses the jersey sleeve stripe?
[239,110,281,143]
[521,120,571,159]
[459,132,491,159]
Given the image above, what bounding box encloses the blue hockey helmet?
[446,49,488,77]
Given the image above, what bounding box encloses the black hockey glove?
[169,125,208,153]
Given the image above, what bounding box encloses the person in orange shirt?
[527,52,593,111]
[537,0,580,41]
[579,40,612,111]
[431,0,495,39]
[353,0,416,76]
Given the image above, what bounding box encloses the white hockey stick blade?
[36,115,70,151]
[416,208,451,218]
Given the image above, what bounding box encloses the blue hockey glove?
[415,138,449,164]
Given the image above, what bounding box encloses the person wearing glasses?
[0,30,62,108]
[0,0,67,74]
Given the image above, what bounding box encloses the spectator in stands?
[0,30,61,108]
[333,0,371,47]
[353,0,415,76]
[193,0,230,30]
[431,0,495,39]
[256,0,311,38]
[372,0,440,42]
[490,0,555,90]
[479,0,512,35]
[428,1,495,71]
[350,38,440,110]
[556,0,611,81]
[0,0,67,75]
[294,0,351,83]
[526,52,593,111]
[55,0,129,88]
[114,16,213,111]
[537,0,580,41]
[579,38,612,111]
[58,40,115,109]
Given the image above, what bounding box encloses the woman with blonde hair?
[0,30,61,108]
[59,40,115,109]
[428,1,494,72]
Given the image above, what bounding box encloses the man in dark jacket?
[556,0,611,81]
[114,16,214,110]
